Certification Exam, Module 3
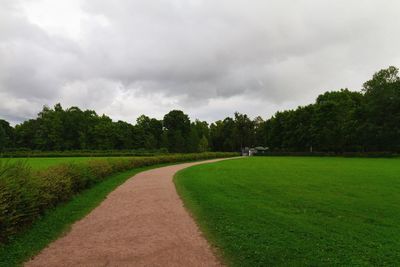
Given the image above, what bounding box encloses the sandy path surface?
[26,159,229,267]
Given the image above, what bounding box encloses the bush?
[0,149,167,158]
[0,152,237,243]
[0,161,38,243]
[87,159,113,179]
[35,165,74,209]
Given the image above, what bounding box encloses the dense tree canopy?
[163,110,191,152]
[1,66,399,153]
[0,119,14,151]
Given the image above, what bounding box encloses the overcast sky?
[1,0,400,125]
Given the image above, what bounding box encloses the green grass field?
[175,157,400,266]
[0,157,133,170]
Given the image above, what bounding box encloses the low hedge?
[0,149,168,158]
[0,152,237,243]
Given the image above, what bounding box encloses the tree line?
[1,66,399,153]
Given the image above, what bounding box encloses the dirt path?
[26,159,229,267]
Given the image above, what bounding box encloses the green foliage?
[0,157,135,170]
[209,117,236,151]
[208,66,400,153]
[233,112,255,150]
[163,110,191,152]
[361,66,400,151]
[0,152,237,243]
[187,127,200,153]
[198,135,209,152]
[0,149,168,159]
[0,120,14,152]
[264,67,400,152]
[175,157,400,266]
[209,113,257,152]
[10,105,163,151]
[0,161,38,243]
[135,115,163,149]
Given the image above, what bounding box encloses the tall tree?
[163,110,191,152]
[234,112,255,150]
[135,115,163,149]
[362,66,400,151]
[0,119,14,151]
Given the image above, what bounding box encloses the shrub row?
[0,152,237,243]
[0,149,168,158]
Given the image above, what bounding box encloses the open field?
[175,157,400,266]
[0,157,134,170]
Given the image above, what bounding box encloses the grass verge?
[174,157,400,266]
[0,164,167,267]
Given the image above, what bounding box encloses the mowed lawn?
[0,157,134,170]
[175,157,400,266]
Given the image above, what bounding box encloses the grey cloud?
[1,0,400,124]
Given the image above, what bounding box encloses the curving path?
[26,159,229,267]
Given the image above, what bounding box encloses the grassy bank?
[175,157,400,266]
